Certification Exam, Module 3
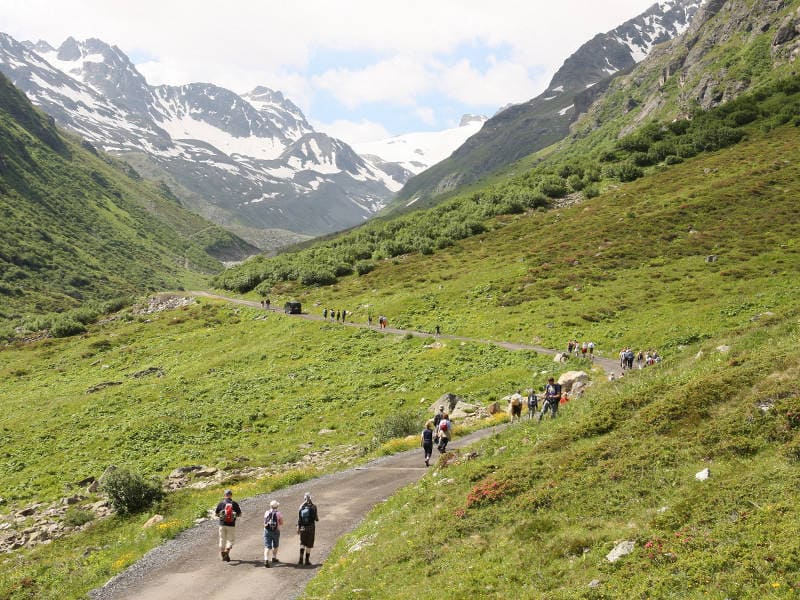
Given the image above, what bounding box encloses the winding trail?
[184,291,620,374]
[89,291,617,599]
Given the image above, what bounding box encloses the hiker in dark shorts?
[263,500,284,567]
[214,489,241,562]
[527,389,539,420]
[422,421,434,466]
[437,413,452,452]
[297,492,319,566]
[541,377,562,419]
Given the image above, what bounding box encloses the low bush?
[100,467,164,515]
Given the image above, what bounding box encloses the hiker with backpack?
[541,377,562,419]
[263,500,284,568]
[297,492,319,566]
[214,489,242,562]
[422,421,434,467]
[527,389,539,420]
[437,413,452,452]
[509,391,523,423]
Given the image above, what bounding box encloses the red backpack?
[222,502,235,524]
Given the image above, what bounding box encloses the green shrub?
[63,507,95,527]
[355,260,376,275]
[583,183,601,199]
[537,175,568,198]
[374,410,422,443]
[100,467,164,515]
[50,317,86,338]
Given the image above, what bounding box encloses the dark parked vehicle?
[284,301,302,315]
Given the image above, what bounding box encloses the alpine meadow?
[1,0,800,598]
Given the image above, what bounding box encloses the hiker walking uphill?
[541,377,562,419]
[263,500,284,568]
[214,489,241,562]
[297,492,319,566]
[437,413,452,452]
[509,390,523,423]
[421,421,435,467]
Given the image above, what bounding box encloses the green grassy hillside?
[0,73,256,330]
[0,117,794,597]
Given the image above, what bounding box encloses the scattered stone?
[606,540,635,563]
[75,476,96,487]
[495,446,507,455]
[169,466,204,478]
[142,514,164,528]
[558,371,589,392]
[130,367,165,379]
[695,350,704,360]
[705,255,718,263]
[588,579,601,589]
[193,467,218,478]
[429,393,462,414]
[449,401,477,419]
[554,352,568,363]
[85,381,123,394]
[486,402,501,415]
[60,496,81,506]
[695,468,711,481]
[132,295,195,315]
[423,342,444,349]
[716,345,730,353]
[318,429,335,435]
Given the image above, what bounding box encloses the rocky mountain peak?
[56,37,81,61]
[459,114,487,126]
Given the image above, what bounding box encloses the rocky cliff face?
[582,0,800,134]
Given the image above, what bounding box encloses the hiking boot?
[265,559,270,568]
[424,458,429,467]
[305,555,311,566]
[272,557,279,563]
[221,551,226,562]
[222,550,230,562]
[299,551,305,565]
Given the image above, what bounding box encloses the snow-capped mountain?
[396,0,702,205]
[353,114,488,176]
[0,34,403,249]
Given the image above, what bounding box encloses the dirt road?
[90,427,501,600]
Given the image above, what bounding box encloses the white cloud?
[0,0,665,131]
[313,118,391,145]
[414,106,436,126]
[312,56,432,108]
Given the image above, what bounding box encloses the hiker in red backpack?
[214,489,242,562]
[437,413,452,452]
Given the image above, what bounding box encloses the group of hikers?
[214,489,319,568]
[420,377,567,465]
[566,339,595,359]
[507,377,566,423]
[619,347,662,370]
[322,308,349,322]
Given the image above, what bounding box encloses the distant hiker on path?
[265,298,270,310]
[509,390,523,423]
[422,421,434,467]
[263,500,284,568]
[297,492,319,566]
[527,389,539,420]
[323,308,328,320]
[214,489,241,562]
[437,413,452,452]
[435,324,440,336]
[433,405,445,446]
[368,314,373,327]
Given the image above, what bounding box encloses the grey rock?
[606,540,636,563]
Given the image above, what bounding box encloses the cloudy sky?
[0,0,660,144]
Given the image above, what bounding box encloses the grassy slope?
[0,299,550,598]
[265,124,800,356]
[0,73,256,325]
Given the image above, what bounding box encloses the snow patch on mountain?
[352,115,487,175]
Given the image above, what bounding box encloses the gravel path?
[89,292,617,598]
[89,427,502,600]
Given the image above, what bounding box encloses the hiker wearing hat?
[214,489,242,562]
[297,492,319,566]
[263,499,284,567]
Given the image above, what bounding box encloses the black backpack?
[265,510,279,531]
